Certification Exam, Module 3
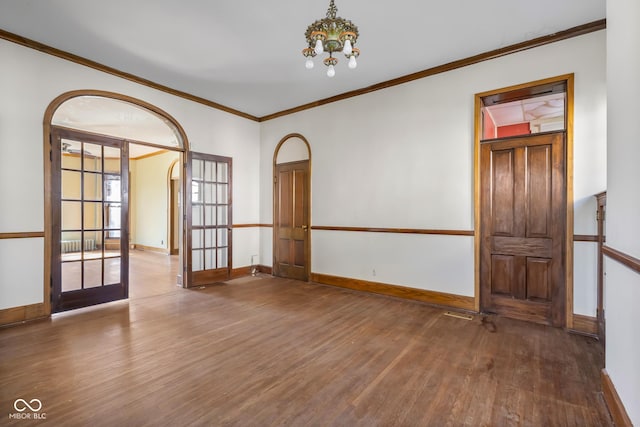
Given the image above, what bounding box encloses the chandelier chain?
[326,0,338,19]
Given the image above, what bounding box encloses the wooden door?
[274,161,310,281]
[51,127,129,312]
[186,152,232,286]
[480,132,566,326]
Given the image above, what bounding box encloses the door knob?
[302,225,308,231]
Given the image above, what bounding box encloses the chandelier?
[302,0,360,78]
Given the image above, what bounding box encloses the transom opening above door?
[481,81,567,140]
[52,94,185,156]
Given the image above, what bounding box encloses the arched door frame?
[273,133,312,280]
[43,90,190,315]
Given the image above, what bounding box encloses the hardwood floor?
[0,275,611,426]
[128,250,180,299]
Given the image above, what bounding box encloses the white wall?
[605,0,640,423]
[0,38,261,310]
[260,31,606,307]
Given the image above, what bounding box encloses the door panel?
[480,132,565,326]
[51,127,129,312]
[274,161,310,281]
[186,152,232,286]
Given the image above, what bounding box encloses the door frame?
[44,90,189,316]
[273,133,312,281]
[474,74,575,328]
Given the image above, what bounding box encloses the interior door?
[186,152,232,286]
[51,127,129,312]
[480,132,566,326]
[274,160,310,281]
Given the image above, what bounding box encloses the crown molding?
[0,28,260,122]
[1,19,605,124]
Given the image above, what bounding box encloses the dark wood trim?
[310,273,475,311]
[311,226,474,236]
[0,20,604,124]
[603,245,640,275]
[232,224,273,228]
[0,29,259,122]
[0,303,48,327]
[601,369,633,427]
[569,314,598,337]
[260,20,605,122]
[258,265,273,275]
[231,266,252,279]
[573,234,598,242]
[0,232,45,239]
[53,124,186,153]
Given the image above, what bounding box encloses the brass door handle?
[302,225,308,231]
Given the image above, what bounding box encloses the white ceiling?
[0,0,605,118]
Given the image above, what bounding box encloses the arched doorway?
[43,90,188,313]
[273,134,311,281]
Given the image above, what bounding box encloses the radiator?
[61,239,97,253]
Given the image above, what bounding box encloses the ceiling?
[0,0,605,118]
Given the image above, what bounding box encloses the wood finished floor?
[1,271,611,426]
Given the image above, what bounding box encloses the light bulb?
[314,39,324,55]
[327,64,335,77]
[305,57,314,69]
[343,39,352,55]
[348,55,357,69]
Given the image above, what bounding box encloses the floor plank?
[0,273,611,426]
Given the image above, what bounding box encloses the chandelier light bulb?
[305,57,314,69]
[343,39,352,55]
[314,39,324,55]
[348,55,357,69]
[327,64,336,77]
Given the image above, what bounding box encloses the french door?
[51,127,129,312]
[186,152,232,286]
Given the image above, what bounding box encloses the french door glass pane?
[205,248,215,269]
[104,258,120,285]
[192,250,203,271]
[217,162,228,183]
[84,202,103,229]
[61,262,81,292]
[217,206,228,226]
[61,170,81,199]
[192,230,203,249]
[84,172,102,201]
[103,146,121,173]
[217,248,227,267]
[217,229,228,247]
[193,205,203,226]
[62,201,82,230]
[84,259,102,288]
[83,143,102,172]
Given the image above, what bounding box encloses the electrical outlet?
[372,269,376,276]
[161,240,164,245]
